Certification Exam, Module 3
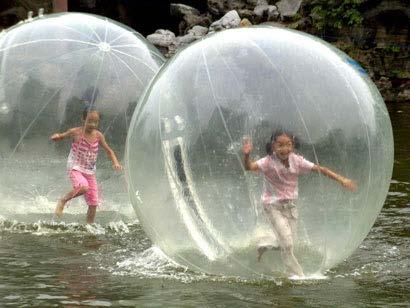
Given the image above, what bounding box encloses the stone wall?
[0,0,52,28]
[0,0,408,103]
[143,0,408,103]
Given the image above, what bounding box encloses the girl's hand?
[242,137,253,155]
[113,162,123,171]
[341,178,357,192]
[50,133,60,141]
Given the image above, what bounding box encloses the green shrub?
[382,44,401,54]
[311,0,363,31]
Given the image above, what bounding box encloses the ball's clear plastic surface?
[0,13,164,217]
[126,27,393,276]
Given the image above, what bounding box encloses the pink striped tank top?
[67,134,100,174]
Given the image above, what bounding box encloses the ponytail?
[267,128,300,154]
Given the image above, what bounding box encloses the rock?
[148,25,208,59]
[0,6,26,20]
[397,82,410,102]
[209,10,241,32]
[254,4,279,22]
[246,0,260,5]
[363,0,410,20]
[237,9,256,21]
[207,0,224,16]
[77,0,97,9]
[188,25,209,37]
[240,18,252,27]
[268,6,280,21]
[0,6,26,29]
[181,13,211,32]
[276,0,302,19]
[170,3,200,18]
[361,0,409,51]
[170,26,207,58]
[146,29,176,48]
[375,77,394,102]
[207,0,246,17]
[171,3,210,35]
[254,4,268,17]
[256,0,269,5]
[225,0,247,11]
[176,26,208,45]
[176,33,197,45]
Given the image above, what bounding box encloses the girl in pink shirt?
[243,130,356,277]
[50,109,122,223]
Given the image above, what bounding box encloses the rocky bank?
[0,0,408,103]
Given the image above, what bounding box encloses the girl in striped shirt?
[50,109,122,223]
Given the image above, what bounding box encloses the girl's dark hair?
[82,103,100,120]
[266,128,299,154]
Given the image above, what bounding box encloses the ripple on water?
[0,219,137,236]
[4,295,21,300]
[36,294,68,300]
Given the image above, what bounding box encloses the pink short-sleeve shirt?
[256,153,314,205]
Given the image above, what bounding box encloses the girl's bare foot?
[55,199,65,218]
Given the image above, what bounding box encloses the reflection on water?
[388,104,410,182]
[0,105,409,306]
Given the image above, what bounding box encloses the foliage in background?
[382,44,402,54]
[310,0,363,32]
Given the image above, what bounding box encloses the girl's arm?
[243,138,260,172]
[311,165,357,191]
[98,132,123,171]
[50,128,76,142]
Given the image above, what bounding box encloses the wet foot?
[55,199,65,218]
[257,246,268,262]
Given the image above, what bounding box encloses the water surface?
[0,104,408,307]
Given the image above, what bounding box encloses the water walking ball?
[0,13,164,216]
[125,26,394,277]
